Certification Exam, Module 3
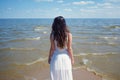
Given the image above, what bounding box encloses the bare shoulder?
[68,32,72,38]
[67,32,72,42]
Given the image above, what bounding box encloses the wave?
[0,47,37,51]
[76,32,99,34]
[109,25,120,29]
[0,57,48,72]
[8,37,40,42]
[74,52,118,56]
[24,37,40,40]
[34,26,46,31]
[73,52,120,80]
[23,57,47,66]
[98,36,118,40]
[103,25,120,29]
[34,26,48,34]
[72,59,102,79]
[73,36,89,39]
[82,58,89,65]
[73,36,119,40]
[75,42,118,46]
[43,31,47,34]
[72,66,101,80]
[10,57,47,66]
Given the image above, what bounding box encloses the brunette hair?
[51,16,69,48]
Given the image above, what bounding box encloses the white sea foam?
[43,31,47,34]
[13,57,47,66]
[10,48,36,50]
[99,36,118,40]
[34,28,41,31]
[75,52,118,56]
[0,47,37,51]
[108,42,117,46]
[25,37,40,40]
[34,26,46,31]
[8,37,41,43]
[25,57,47,66]
[82,58,89,65]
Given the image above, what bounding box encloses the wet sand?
[73,68,102,80]
[27,67,102,80]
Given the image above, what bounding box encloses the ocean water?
[0,18,120,80]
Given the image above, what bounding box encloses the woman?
[48,16,74,80]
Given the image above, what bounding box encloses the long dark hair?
[52,16,69,48]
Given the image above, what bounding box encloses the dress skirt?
[50,49,73,80]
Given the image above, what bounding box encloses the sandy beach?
[25,66,102,80]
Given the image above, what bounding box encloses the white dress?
[50,36,73,80]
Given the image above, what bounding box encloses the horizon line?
[0,17,120,19]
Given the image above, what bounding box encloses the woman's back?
[48,16,74,80]
[52,32,68,52]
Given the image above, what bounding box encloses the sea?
[0,18,120,80]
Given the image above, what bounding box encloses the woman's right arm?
[67,33,74,65]
[48,33,55,64]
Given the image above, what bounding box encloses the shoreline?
[73,67,102,80]
[27,66,102,80]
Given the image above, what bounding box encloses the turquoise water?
[0,18,120,80]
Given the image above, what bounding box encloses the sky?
[0,0,120,18]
